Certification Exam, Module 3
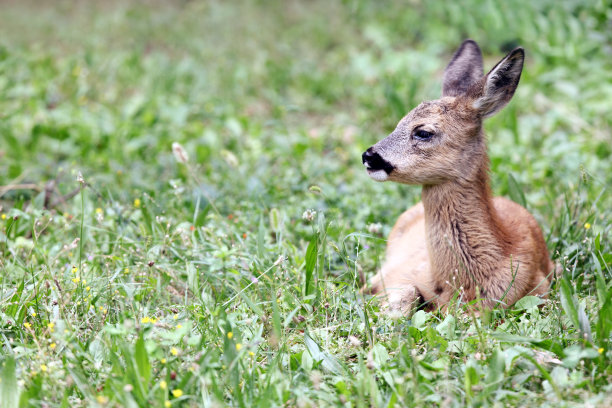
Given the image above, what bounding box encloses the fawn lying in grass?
[362,40,552,313]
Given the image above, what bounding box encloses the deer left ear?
[472,47,524,118]
[442,40,484,97]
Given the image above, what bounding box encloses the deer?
[361,40,553,314]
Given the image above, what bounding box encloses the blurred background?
[1,0,610,210]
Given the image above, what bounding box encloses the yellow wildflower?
[96,395,108,404]
[249,351,255,357]
[171,389,183,398]
[24,322,31,329]
[227,331,233,339]
[72,277,80,284]
[235,343,242,351]
[584,223,591,230]
[1,214,6,220]
[141,317,151,324]
[161,358,167,364]
[95,208,103,214]
[134,198,141,208]
[171,347,178,356]
[50,343,56,350]
[86,286,91,291]
[47,322,55,329]
[40,364,48,372]
[598,347,604,354]
[160,380,167,390]
[72,266,78,274]
[173,314,178,320]
[165,401,171,408]
[176,324,182,329]
[31,311,36,317]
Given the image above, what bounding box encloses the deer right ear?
[442,40,484,97]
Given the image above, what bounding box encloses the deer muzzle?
[362,147,395,182]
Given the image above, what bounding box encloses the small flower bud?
[172,142,189,164]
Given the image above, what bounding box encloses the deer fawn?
[362,40,552,313]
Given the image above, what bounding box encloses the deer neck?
[421,163,507,287]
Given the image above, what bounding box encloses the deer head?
[362,40,524,185]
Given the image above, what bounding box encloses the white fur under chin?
[367,169,389,182]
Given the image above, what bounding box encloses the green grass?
[1,0,611,406]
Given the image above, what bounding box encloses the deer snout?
[362,147,394,182]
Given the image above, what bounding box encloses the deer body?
[362,41,552,312]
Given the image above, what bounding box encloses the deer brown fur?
[361,40,552,313]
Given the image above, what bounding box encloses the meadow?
[0,0,611,406]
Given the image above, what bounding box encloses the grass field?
[1,0,611,406]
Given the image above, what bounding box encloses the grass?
[0,0,611,406]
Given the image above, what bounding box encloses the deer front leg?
[364,266,424,316]
[386,285,421,315]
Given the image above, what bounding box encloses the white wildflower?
[348,335,361,347]
[367,222,382,235]
[302,209,316,222]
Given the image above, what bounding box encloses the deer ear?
[442,40,484,97]
[472,47,524,118]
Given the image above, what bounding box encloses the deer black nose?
[362,147,394,174]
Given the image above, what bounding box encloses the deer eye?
[413,129,434,141]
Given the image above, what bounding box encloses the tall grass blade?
[1,357,19,408]
[304,234,318,298]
